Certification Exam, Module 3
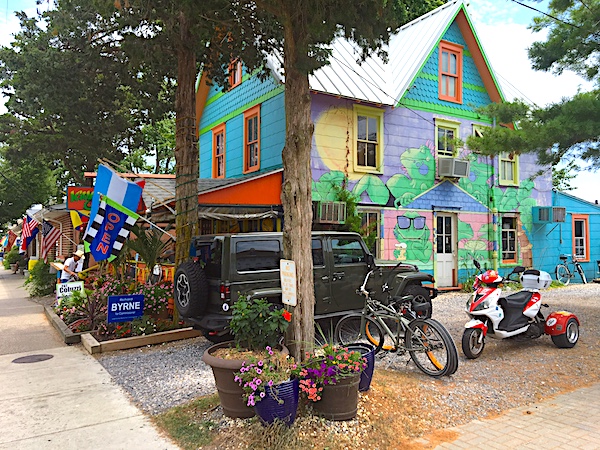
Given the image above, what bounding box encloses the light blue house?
[531,190,600,283]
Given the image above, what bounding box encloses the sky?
[0,0,596,202]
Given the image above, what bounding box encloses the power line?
[509,0,581,29]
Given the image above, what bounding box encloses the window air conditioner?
[532,206,566,223]
[314,201,347,224]
[438,157,470,178]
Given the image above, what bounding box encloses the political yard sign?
[56,281,85,299]
[107,294,144,323]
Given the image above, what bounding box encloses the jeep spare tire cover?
[174,262,209,317]
[404,284,432,319]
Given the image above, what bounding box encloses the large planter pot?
[254,378,299,426]
[312,373,360,421]
[202,342,289,419]
[347,343,375,392]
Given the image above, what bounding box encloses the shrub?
[25,261,56,297]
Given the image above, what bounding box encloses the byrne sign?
[107,294,144,323]
[56,281,85,299]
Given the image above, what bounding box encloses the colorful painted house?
[531,191,600,283]
[195,0,552,288]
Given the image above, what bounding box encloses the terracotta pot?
[312,373,360,421]
[202,342,290,419]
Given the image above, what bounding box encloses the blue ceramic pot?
[253,378,300,426]
[347,343,375,392]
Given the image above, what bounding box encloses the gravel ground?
[95,282,600,448]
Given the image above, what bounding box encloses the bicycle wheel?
[576,264,587,284]
[427,318,459,375]
[334,314,384,354]
[555,264,571,285]
[407,318,455,377]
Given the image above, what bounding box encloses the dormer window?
[228,60,242,89]
[439,41,463,104]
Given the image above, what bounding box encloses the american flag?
[40,220,62,263]
[22,215,39,239]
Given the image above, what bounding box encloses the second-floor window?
[354,105,383,172]
[499,152,518,185]
[228,60,242,89]
[439,41,463,103]
[244,105,260,173]
[212,124,225,179]
[435,118,460,157]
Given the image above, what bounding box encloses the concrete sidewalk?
[0,269,177,449]
[434,383,600,449]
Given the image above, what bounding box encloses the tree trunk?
[174,12,198,269]
[281,34,315,361]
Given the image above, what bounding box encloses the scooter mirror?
[473,260,481,270]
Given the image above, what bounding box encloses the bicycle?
[555,254,587,285]
[334,269,458,377]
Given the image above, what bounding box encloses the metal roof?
[266,0,466,106]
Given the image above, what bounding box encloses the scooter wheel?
[462,328,485,359]
[551,318,579,348]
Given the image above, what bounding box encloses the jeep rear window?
[332,238,365,265]
[196,240,222,278]
[236,240,281,272]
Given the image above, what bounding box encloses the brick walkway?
[435,383,600,449]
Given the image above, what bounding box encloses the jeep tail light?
[220,283,231,301]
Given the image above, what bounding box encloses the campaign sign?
[56,281,85,299]
[107,294,144,323]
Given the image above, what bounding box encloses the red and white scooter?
[462,260,580,359]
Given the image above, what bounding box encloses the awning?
[197,206,281,221]
[197,169,283,206]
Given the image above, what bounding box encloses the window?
[243,105,260,173]
[354,105,383,172]
[236,240,281,272]
[501,216,517,263]
[332,238,366,265]
[360,211,380,257]
[312,238,325,267]
[435,118,460,157]
[212,124,225,179]
[228,60,242,89]
[438,41,463,103]
[572,215,589,261]
[499,152,518,185]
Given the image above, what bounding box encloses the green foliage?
[553,162,577,191]
[24,261,57,297]
[4,246,19,265]
[127,225,170,282]
[333,184,378,253]
[229,297,292,351]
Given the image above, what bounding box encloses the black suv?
[174,231,436,341]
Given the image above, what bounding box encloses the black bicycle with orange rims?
[334,269,458,377]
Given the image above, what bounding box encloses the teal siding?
[402,22,492,113]
[199,88,285,179]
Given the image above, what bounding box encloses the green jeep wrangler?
[174,231,436,342]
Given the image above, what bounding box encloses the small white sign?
[280,259,297,306]
[56,281,85,299]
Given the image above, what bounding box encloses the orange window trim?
[243,105,261,174]
[212,124,226,179]
[228,60,242,89]
[572,214,590,262]
[438,40,463,104]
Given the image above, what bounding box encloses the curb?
[43,304,88,344]
[81,327,202,354]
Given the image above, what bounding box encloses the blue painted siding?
[199,89,285,179]
[532,191,600,282]
[403,22,492,111]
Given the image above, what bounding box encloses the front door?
[436,214,456,287]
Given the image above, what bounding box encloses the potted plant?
[234,345,300,426]
[299,343,367,421]
[201,296,292,419]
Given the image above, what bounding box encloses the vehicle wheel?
[404,285,432,319]
[551,318,579,348]
[576,265,587,284]
[427,318,459,375]
[334,314,384,354]
[174,262,208,317]
[462,328,485,359]
[408,319,456,377]
[555,264,571,285]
